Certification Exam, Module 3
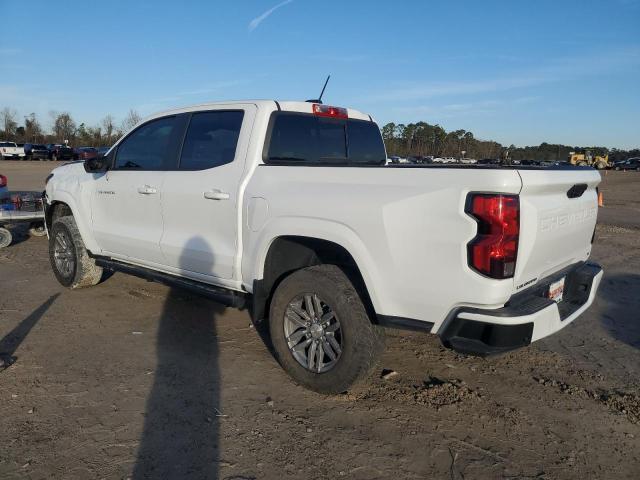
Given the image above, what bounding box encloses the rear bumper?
[438,262,603,355]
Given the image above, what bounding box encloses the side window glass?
[179,111,244,170]
[115,116,176,170]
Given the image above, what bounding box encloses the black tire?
[28,222,47,237]
[49,215,103,289]
[0,227,12,249]
[268,264,385,394]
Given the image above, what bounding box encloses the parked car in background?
[477,158,500,165]
[459,158,477,164]
[96,146,111,157]
[615,158,640,171]
[46,144,74,161]
[24,143,50,160]
[387,156,408,164]
[612,159,628,169]
[0,141,26,160]
[407,156,432,164]
[73,147,98,161]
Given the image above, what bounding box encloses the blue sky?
[1,0,639,148]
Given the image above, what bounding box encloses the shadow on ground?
[132,237,226,479]
[599,273,640,350]
[0,293,59,370]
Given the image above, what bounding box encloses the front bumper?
[439,262,603,355]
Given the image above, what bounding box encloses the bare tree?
[24,112,43,142]
[121,109,141,132]
[1,107,18,137]
[53,112,77,143]
[101,114,116,145]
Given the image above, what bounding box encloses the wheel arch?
[45,192,100,253]
[249,233,380,326]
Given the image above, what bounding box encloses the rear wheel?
[269,264,385,394]
[0,227,12,249]
[49,216,103,289]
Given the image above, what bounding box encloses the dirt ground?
[1,161,639,479]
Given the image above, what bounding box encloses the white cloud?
[178,80,244,96]
[248,0,294,32]
[393,97,541,119]
[366,47,640,103]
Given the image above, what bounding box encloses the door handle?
[137,186,158,195]
[204,189,230,201]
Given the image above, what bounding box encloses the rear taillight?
[466,193,520,279]
[312,103,348,119]
[0,174,7,188]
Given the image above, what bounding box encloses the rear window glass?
[179,110,244,170]
[265,112,385,165]
[0,142,16,147]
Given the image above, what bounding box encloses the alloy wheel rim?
[53,231,74,277]
[283,293,342,373]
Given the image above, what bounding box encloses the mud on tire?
[269,264,385,394]
[49,215,103,289]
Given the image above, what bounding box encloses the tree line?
[0,107,141,147]
[1,106,638,161]
[381,121,639,162]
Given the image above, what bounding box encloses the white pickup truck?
[44,100,603,393]
[0,141,25,160]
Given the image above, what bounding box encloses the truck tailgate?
[514,168,600,290]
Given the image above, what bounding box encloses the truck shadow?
[0,293,59,370]
[132,237,225,479]
[598,273,640,350]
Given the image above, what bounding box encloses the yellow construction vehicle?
[568,150,609,169]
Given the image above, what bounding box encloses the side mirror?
[84,155,110,173]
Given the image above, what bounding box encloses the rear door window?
[179,110,244,170]
[265,112,385,165]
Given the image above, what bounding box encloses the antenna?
[306,75,331,103]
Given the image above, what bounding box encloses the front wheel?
[0,227,12,249]
[49,216,103,289]
[269,264,385,394]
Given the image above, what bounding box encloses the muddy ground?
[1,162,639,479]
